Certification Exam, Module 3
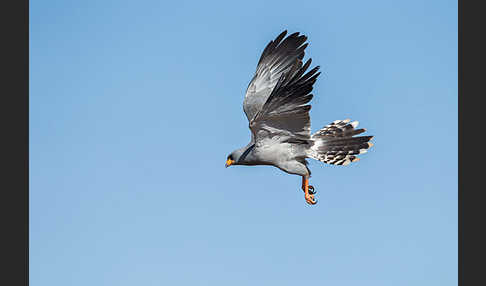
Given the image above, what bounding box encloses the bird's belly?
[253,142,294,165]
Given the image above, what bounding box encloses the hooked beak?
[225,158,235,168]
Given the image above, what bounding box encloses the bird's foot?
[305,193,317,205]
[302,177,318,205]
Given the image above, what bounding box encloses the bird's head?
[225,154,235,168]
[225,145,255,168]
[225,150,240,168]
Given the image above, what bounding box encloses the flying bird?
[225,30,374,205]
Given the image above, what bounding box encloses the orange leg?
[301,176,317,205]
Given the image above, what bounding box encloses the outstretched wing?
[243,30,309,124]
[249,55,321,144]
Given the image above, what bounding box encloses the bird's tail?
[307,119,374,166]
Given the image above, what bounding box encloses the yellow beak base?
[225,158,235,168]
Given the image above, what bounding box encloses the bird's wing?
[249,53,321,144]
[243,30,309,126]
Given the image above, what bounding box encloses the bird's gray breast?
[252,138,297,165]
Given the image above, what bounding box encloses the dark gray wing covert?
[243,30,309,124]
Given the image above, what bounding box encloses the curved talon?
[308,185,316,195]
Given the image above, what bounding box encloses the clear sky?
[30,0,457,285]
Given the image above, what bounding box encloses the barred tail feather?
[308,119,374,166]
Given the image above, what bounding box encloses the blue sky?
[30,0,457,285]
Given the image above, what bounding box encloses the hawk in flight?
[225,30,374,205]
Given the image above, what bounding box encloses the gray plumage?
[227,30,373,182]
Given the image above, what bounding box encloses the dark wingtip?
[288,31,300,38]
[276,30,288,42]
